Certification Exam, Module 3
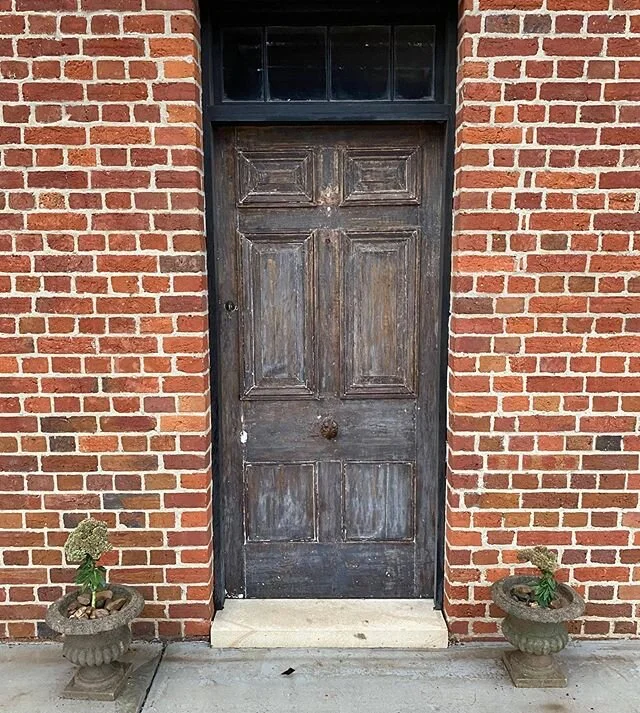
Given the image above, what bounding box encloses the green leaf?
[74,555,93,591]
[73,555,106,594]
[534,571,558,608]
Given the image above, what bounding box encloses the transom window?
[219,25,436,104]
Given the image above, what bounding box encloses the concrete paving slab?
[3,641,162,713]
[210,599,448,648]
[144,641,640,713]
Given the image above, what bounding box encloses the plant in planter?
[66,516,111,612]
[45,517,144,701]
[491,546,585,689]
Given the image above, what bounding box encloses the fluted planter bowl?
[46,584,144,701]
[491,575,585,688]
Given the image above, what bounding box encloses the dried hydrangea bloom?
[517,546,558,574]
[64,517,113,563]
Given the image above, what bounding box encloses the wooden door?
[214,125,443,598]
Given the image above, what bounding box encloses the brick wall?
[0,0,212,640]
[447,0,640,638]
[2,0,640,642]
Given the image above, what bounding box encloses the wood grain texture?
[245,463,316,542]
[341,148,421,205]
[243,399,415,462]
[342,230,418,397]
[214,128,245,595]
[240,232,316,399]
[237,150,316,206]
[343,462,415,542]
[245,543,417,598]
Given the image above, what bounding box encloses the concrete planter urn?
[46,584,144,700]
[492,575,585,688]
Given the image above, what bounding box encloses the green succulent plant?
[517,546,558,608]
[64,517,113,608]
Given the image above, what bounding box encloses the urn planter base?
[502,650,567,688]
[46,584,144,702]
[62,661,133,701]
[491,575,585,690]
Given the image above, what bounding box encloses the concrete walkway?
[3,640,640,713]
[4,641,162,713]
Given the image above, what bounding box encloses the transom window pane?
[222,27,264,101]
[220,24,436,104]
[330,26,390,101]
[394,26,435,100]
[267,27,327,101]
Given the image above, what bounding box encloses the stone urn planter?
[492,575,585,688]
[46,584,144,700]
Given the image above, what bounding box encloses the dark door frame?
[200,1,457,611]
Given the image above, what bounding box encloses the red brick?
[101,454,158,471]
[100,416,157,432]
[543,38,603,56]
[83,38,145,57]
[574,567,630,583]
[601,127,640,145]
[527,376,584,393]
[17,38,79,57]
[608,38,640,56]
[478,38,539,57]
[582,454,638,471]
[87,82,149,101]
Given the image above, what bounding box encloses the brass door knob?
[320,417,338,440]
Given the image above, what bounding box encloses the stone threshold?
[210,599,449,649]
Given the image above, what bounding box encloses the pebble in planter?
[491,546,585,689]
[45,518,144,701]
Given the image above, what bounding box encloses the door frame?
[200,1,458,610]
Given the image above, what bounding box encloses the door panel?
[243,400,416,462]
[238,150,316,205]
[342,230,418,397]
[343,462,415,541]
[214,124,443,598]
[240,232,316,398]
[341,148,421,205]
[245,543,415,598]
[245,463,316,542]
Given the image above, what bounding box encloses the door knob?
[320,417,338,440]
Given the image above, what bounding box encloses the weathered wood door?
[214,125,443,598]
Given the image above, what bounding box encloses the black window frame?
[203,4,452,124]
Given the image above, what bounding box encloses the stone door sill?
[210,599,449,649]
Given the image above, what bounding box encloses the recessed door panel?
[342,231,418,397]
[343,462,415,542]
[240,232,316,399]
[245,463,316,542]
[237,150,316,205]
[342,148,421,205]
